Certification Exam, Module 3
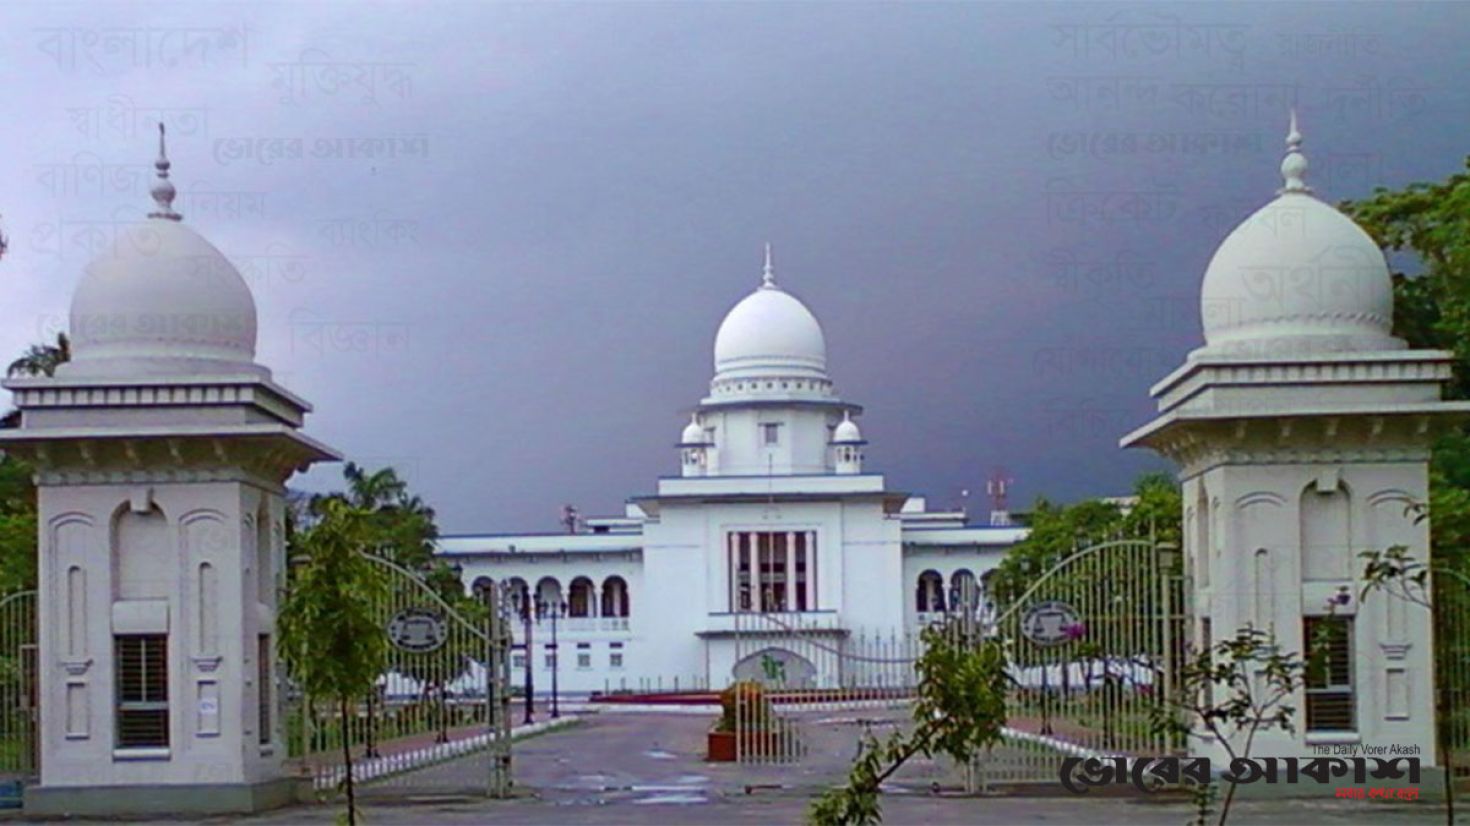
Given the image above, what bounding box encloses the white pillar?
[754,533,765,613]
[805,531,817,611]
[727,533,738,611]
[784,532,796,612]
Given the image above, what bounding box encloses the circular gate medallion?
[387,607,448,653]
[1020,600,1081,646]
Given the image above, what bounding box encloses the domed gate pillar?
[1124,115,1470,766]
[0,127,338,816]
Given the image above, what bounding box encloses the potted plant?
[708,680,791,761]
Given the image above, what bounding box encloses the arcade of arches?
[472,575,631,620]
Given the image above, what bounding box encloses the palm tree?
[343,462,408,511]
[7,333,70,378]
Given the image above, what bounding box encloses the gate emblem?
[733,647,817,688]
[387,607,448,653]
[1020,600,1082,646]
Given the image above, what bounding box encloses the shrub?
[717,680,771,732]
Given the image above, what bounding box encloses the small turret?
[831,410,865,475]
[678,413,709,477]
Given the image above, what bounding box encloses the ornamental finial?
[761,242,776,288]
[148,122,182,221]
[1280,108,1311,194]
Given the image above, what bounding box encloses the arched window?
[915,570,945,612]
[505,577,530,619]
[568,577,595,618]
[951,569,977,611]
[471,577,496,605]
[535,577,563,617]
[601,576,629,618]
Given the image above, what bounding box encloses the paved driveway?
[49,711,1452,824]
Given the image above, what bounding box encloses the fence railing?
[285,555,513,798]
[0,590,36,780]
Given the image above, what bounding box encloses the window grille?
[258,635,271,745]
[116,635,168,748]
[1305,616,1355,732]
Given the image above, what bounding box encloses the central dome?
[714,285,827,380]
[705,247,837,402]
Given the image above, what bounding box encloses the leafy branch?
[807,621,1010,825]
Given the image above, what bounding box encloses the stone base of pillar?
[24,777,308,816]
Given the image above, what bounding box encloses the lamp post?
[537,598,564,719]
[521,595,534,725]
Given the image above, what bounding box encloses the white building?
[1124,115,1470,764]
[440,247,1026,694]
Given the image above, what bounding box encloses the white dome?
[832,415,863,443]
[63,218,260,378]
[680,416,706,445]
[714,286,827,380]
[1197,115,1401,357]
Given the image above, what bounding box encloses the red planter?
[707,729,790,762]
[707,730,736,762]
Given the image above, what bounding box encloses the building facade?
[440,248,1026,694]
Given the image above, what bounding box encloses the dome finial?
[1279,108,1311,195]
[148,122,182,221]
[761,242,776,288]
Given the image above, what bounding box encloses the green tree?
[1150,627,1321,826]
[808,619,1010,825]
[988,473,1180,611]
[316,463,445,584]
[278,498,390,826]
[0,454,37,594]
[0,332,62,594]
[1341,159,1470,396]
[5,333,70,379]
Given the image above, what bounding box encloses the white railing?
[914,611,946,627]
[510,615,631,636]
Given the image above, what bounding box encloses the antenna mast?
[986,467,1014,526]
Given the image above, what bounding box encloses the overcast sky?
[3,2,1467,533]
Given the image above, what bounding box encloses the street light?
[535,598,565,719]
[520,594,534,725]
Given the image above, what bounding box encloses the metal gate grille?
[1432,568,1470,792]
[286,555,513,798]
[727,594,987,793]
[0,590,36,784]
[978,539,1186,789]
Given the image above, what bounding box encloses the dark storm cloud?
[3,2,1466,531]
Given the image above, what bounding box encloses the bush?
[716,680,771,732]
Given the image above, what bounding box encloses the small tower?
[831,411,865,475]
[0,126,338,815]
[1124,113,1470,766]
[678,413,709,477]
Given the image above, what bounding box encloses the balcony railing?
[510,615,630,636]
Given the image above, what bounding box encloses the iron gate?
[727,581,989,793]
[286,554,513,799]
[0,590,37,787]
[723,540,1184,794]
[977,539,1187,789]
